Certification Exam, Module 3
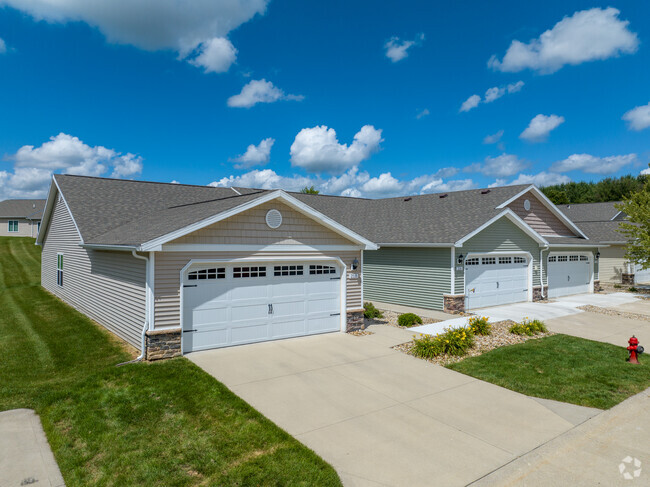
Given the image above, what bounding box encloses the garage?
[181,261,343,353]
[547,254,591,298]
[465,254,530,309]
[634,264,650,284]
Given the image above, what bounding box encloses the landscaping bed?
[364,308,441,328]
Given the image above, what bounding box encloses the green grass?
[0,237,341,486]
[447,334,650,410]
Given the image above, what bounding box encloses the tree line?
[540,174,648,205]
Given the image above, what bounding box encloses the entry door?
[182,262,341,352]
[465,255,529,310]
[547,254,591,298]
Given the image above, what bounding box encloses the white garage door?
[547,254,591,298]
[182,262,342,353]
[465,255,529,310]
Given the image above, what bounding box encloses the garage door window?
[548,256,556,262]
[514,257,526,264]
[580,255,588,261]
[309,265,336,275]
[466,258,479,265]
[498,257,512,264]
[188,268,225,280]
[569,255,579,261]
[482,257,496,265]
[233,266,266,278]
[558,256,568,262]
[274,265,303,276]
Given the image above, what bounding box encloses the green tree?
[300,186,320,194]
[617,177,650,269]
[541,174,648,204]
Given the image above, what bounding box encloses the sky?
[0,0,649,200]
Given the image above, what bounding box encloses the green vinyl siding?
[461,217,542,289]
[363,247,451,310]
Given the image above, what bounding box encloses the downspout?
[117,250,149,366]
[540,245,549,299]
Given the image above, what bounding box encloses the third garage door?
[465,255,529,310]
[547,254,591,298]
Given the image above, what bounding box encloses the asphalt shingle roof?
[573,221,628,244]
[559,201,623,222]
[0,199,46,219]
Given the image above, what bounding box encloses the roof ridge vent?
[481,189,491,194]
[439,193,448,198]
[403,197,412,202]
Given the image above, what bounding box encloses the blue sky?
[0,0,649,199]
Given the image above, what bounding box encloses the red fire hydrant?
[627,336,644,364]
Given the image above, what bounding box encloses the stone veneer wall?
[443,294,465,314]
[532,286,549,301]
[346,309,365,332]
[593,280,602,292]
[622,273,635,286]
[146,329,181,361]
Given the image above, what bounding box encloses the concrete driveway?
[189,325,600,487]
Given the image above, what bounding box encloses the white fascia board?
[140,190,379,251]
[547,243,608,248]
[455,209,549,248]
[496,185,588,240]
[377,242,453,247]
[161,243,363,252]
[610,211,623,221]
[80,243,138,251]
[36,177,84,246]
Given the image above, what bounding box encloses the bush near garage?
[468,316,491,336]
[509,318,548,336]
[363,302,384,320]
[411,327,475,359]
[397,313,423,327]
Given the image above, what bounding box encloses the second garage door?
[547,254,591,298]
[182,262,342,353]
[465,255,529,310]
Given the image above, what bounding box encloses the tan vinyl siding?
[0,218,39,237]
[154,250,361,329]
[41,192,146,347]
[171,201,354,246]
[462,217,542,286]
[507,193,576,237]
[599,245,627,283]
[363,247,451,311]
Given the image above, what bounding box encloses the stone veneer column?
[346,309,365,332]
[532,286,549,301]
[145,329,182,361]
[443,294,465,314]
[622,273,635,286]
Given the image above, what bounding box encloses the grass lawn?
[447,333,650,410]
[0,237,342,486]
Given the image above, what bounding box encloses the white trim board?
[36,176,84,246]
[160,244,364,252]
[455,209,548,247]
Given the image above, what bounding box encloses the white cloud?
[421,178,475,194]
[290,125,383,174]
[0,38,6,54]
[488,7,638,74]
[384,33,424,62]
[550,153,637,174]
[460,94,481,113]
[483,130,504,144]
[188,37,237,73]
[359,172,403,196]
[230,137,274,169]
[520,114,565,142]
[210,168,313,192]
[466,153,528,178]
[622,102,650,131]
[510,172,571,187]
[0,133,142,200]
[416,108,430,119]
[0,0,269,74]
[641,167,650,176]
[227,79,303,108]
[434,167,459,179]
[170,180,181,184]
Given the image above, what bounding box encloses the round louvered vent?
[524,199,531,211]
[266,209,283,229]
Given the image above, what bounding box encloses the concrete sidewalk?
[0,409,64,487]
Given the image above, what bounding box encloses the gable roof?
[0,199,46,219]
[559,201,624,222]
[575,221,627,244]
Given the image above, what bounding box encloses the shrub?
[411,327,475,358]
[629,287,638,293]
[398,313,423,327]
[509,318,548,336]
[363,302,383,320]
[468,316,491,336]
[614,284,622,289]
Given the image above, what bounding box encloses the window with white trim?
[309,264,336,275]
[569,255,579,262]
[558,255,568,262]
[274,265,303,276]
[548,256,556,262]
[482,257,496,265]
[57,253,63,286]
[233,266,266,278]
[188,268,225,280]
[580,255,588,261]
[498,257,512,264]
[465,258,479,266]
[514,256,526,264]
[8,220,18,232]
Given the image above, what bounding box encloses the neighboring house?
[0,199,46,238]
[38,175,612,360]
[37,175,376,360]
[560,201,648,285]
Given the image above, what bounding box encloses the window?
[482,257,496,265]
[514,256,526,264]
[274,265,303,276]
[309,264,336,275]
[548,256,556,262]
[557,255,568,262]
[569,255,579,262]
[57,253,63,286]
[233,266,266,278]
[8,220,18,232]
[188,268,225,280]
[498,257,512,264]
[37,222,41,233]
[580,255,588,261]
[465,258,479,266]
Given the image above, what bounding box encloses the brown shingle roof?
[0,199,46,219]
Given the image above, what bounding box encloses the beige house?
[0,199,45,237]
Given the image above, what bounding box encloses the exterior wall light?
[457,253,464,264]
[351,258,359,270]
[596,251,600,260]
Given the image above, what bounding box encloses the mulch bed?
[364,309,442,329]
[577,304,650,322]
